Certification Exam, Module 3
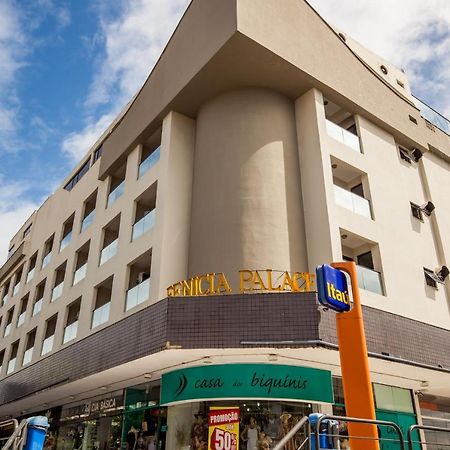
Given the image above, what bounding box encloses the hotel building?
[1,0,450,449]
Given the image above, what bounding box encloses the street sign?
[316,264,351,312]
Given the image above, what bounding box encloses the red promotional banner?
[208,408,240,450]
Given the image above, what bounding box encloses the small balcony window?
[126,277,150,311]
[139,146,160,178]
[51,282,64,302]
[6,357,16,374]
[132,210,156,241]
[63,321,78,344]
[60,215,74,252]
[63,300,80,344]
[41,335,54,355]
[92,302,110,328]
[22,347,33,366]
[100,239,118,266]
[32,298,43,316]
[81,191,97,232]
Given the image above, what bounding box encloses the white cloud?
[62,112,116,162]
[308,0,450,117]
[0,178,40,266]
[61,0,190,164]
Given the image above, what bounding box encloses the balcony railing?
[32,298,43,316]
[2,294,8,306]
[63,321,78,344]
[334,185,372,219]
[42,253,51,269]
[100,239,118,266]
[17,312,26,328]
[325,119,361,152]
[81,210,95,232]
[132,209,156,241]
[92,302,111,328]
[60,231,73,252]
[138,147,161,178]
[12,283,20,297]
[51,282,64,302]
[126,278,150,311]
[7,358,16,374]
[356,265,384,295]
[73,264,87,285]
[107,181,125,207]
[413,96,450,136]
[26,268,35,284]
[4,323,11,337]
[41,335,54,355]
[23,347,33,365]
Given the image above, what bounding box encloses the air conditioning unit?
[137,272,150,284]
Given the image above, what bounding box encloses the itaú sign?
[167,269,315,297]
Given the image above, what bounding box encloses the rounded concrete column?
[189,88,308,288]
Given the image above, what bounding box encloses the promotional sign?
[208,408,240,450]
[316,264,351,312]
[161,364,333,404]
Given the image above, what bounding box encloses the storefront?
[160,363,334,450]
[333,378,418,450]
[57,392,124,450]
[122,382,167,450]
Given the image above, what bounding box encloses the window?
[60,214,75,251]
[42,235,54,269]
[23,329,36,366]
[41,315,57,355]
[357,251,375,270]
[424,267,440,289]
[17,295,28,327]
[63,300,80,344]
[4,308,14,337]
[81,191,97,232]
[23,223,32,239]
[410,203,423,221]
[93,145,102,163]
[64,159,90,191]
[27,253,37,283]
[7,341,19,374]
[7,245,15,259]
[399,147,411,163]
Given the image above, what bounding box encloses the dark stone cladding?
[1,292,450,406]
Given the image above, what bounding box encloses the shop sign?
[61,395,123,421]
[161,364,333,405]
[316,264,350,312]
[167,269,315,297]
[208,408,239,450]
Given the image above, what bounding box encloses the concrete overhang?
[99,0,449,179]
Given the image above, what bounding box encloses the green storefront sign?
[161,363,333,404]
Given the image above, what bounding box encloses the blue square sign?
[316,264,351,312]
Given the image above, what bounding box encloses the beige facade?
[1,0,450,422]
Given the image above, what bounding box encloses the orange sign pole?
[331,261,379,450]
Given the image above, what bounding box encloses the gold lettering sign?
[167,269,315,298]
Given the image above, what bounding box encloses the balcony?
[92,302,110,328]
[334,185,372,219]
[12,283,20,297]
[100,239,118,266]
[6,358,16,374]
[132,210,156,241]
[126,278,150,311]
[17,312,26,328]
[26,268,35,284]
[107,181,125,207]
[32,298,43,316]
[139,147,160,178]
[41,335,54,355]
[81,210,95,232]
[4,323,11,337]
[73,264,87,285]
[23,348,33,365]
[51,282,64,302]
[356,265,384,295]
[326,119,361,153]
[413,96,450,136]
[42,253,51,269]
[60,231,72,252]
[63,321,78,344]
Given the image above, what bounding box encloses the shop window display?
[166,399,315,450]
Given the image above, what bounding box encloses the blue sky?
[1,0,450,263]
